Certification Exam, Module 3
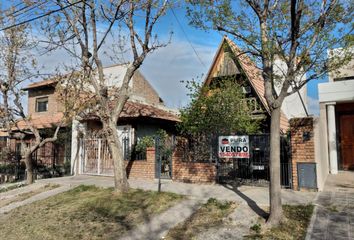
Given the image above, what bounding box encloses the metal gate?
[217,134,292,188]
[154,136,173,179]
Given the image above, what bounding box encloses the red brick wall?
[28,87,61,117]
[172,150,216,183]
[290,117,315,190]
[125,147,155,179]
[124,147,218,183]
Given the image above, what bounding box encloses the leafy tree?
[179,78,260,136]
[186,0,353,225]
[178,78,260,161]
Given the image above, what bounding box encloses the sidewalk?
[306,171,354,240]
[39,175,316,205]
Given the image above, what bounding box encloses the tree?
[179,77,260,135]
[0,10,78,184]
[178,78,260,162]
[187,0,353,225]
[40,0,171,192]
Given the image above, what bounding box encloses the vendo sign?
[218,135,250,158]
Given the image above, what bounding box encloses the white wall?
[315,108,329,191]
[319,80,354,103]
[273,58,308,119]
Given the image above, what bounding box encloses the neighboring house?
[1,63,179,180]
[318,49,354,174]
[289,48,354,191]
[10,79,71,170]
[70,64,180,177]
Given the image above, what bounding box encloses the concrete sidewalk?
[306,172,354,240]
[0,181,73,216]
[39,175,316,206]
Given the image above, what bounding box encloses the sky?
[2,2,327,116]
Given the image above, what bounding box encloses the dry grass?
[246,205,314,240]
[0,185,183,240]
[165,198,237,240]
[0,183,27,193]
[0,184,60,208]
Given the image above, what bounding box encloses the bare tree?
[40,0,170,192]
[187,0,353,225]
[0,9,82,184]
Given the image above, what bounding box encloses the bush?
[135,136,154,153]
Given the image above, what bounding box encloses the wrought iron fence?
[179,133,292,188]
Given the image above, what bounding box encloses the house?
[317,48,354,176]
[1,63,179,180]
[9,79,72,172]
[203,36,308,132]
[287,48,354,191]
[70,64,180,178]
[171,36,308,186]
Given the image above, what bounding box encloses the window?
[36,97,48,112]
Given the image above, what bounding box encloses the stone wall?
[290,117,316,190]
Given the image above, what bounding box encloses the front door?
[339,114,354,170]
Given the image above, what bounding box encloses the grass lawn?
[165,198,237,240]
[0,183,59,208]
[246,205,314,240]
[0,185,183,240]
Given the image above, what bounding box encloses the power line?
[0,0,83,32]
[170,8,206,68]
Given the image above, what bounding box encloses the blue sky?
[1,2,327,115]
[138,6,324,115]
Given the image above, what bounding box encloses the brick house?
[70,64,180,178]
[2,63,179,180]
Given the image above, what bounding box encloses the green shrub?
[135,136,154,153]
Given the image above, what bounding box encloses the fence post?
[98,139,101,175]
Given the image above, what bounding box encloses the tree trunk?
[104,121,129,192]
[24,151,34,184]
[267,106,283,225]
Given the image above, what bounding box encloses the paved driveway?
[306,171,354,240]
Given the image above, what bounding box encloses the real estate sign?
[218,135,250,158]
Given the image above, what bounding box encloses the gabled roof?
[22,79,58,91]
[204,36,289,132]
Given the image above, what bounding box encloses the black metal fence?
[216,134,292,188]
[122,137,146,161]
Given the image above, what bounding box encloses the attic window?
[36,97,48,112]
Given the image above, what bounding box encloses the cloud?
[307,96,320,116]
[141,39,216,108]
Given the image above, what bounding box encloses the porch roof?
[14,112,66,130]
[83,101,180,123]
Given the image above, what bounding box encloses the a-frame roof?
[204,36,289,132]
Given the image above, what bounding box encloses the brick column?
[125,147,156,179]
[290,117,315,190]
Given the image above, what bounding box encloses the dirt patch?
[165,198,237,240]
[245,204,314,239]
